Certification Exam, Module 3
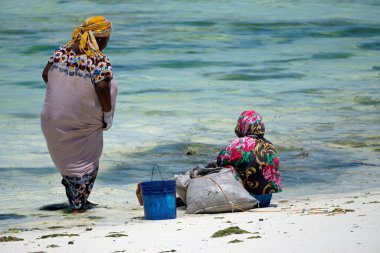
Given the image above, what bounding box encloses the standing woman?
[41,16,118,213]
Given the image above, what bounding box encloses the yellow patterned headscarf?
[67,16,112,57]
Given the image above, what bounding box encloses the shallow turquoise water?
[0,0,379,227]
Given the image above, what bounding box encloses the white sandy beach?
[1,189,379,253]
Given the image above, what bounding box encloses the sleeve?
[92,57,113,83]
[216,144,232,167]
[48,45,67,64]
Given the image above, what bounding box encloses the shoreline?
[1,188,380,253]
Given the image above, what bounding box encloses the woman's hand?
[103,111,113,130]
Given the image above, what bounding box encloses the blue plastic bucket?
[254,194,272,207]
[141,180,176,220]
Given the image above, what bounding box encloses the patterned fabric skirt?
[61,167,98,210]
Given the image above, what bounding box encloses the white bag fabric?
[174,173,191,205]
[185,168,257,214]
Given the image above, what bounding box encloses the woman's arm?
[95,80,113,130]
[42,62,52,84]
[94,80,112,112]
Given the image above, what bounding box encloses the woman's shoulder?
[48,44,75,63]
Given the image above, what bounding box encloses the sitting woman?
[210,110,282,207]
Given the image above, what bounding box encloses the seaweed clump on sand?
[38,233,79,239]
[47,244,60,248]
[0,236,24,242]
[106,232,128,238]
[331,208,355,214]
[228,239,243,243]
[211,226,250,238]
[247,235,262,239]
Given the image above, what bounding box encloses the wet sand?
[1,189,379,253]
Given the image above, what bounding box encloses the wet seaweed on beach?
[8,228,22,233]
[214,217,225,219]
[211,226,250,238]
[0,236,24,242]
[0,213,27,220]
[38,233,79,239]
[87,215,104,220]
[228,239,244,243]
[363,201,380,204]
[68,241,74,244]
[330,208,355,214]
[85,228,92,231]
[48,226,65,230]
[106,232,128,238]
[247,235,262,239]
[47,244,59,248]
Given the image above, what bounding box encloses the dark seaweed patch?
[106,232,128,238]
[171,21,216,27]
[228,239,243,243]
[354,96,380,105]
[0,213,27,220]
[38,233,79,239]
[47,244,60,248]
[359,41,380,51]
[311,27,380,38]
[7,113,39,119]
[217,72,304,81]
[155,60,229,69]
[312,52,353,60]
[211,226,250,238]
[0,236,24,242]
[39,203,69,211]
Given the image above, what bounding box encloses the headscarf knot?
[67,16,112,57]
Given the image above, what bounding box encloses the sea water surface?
[0,0,379,228]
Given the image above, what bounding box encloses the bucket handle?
[151,163,164,181]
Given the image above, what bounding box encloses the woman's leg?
[61,168,98,212]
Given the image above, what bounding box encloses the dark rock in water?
[0,213,27,220]
[39,203,69,211]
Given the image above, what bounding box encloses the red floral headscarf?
[234,110,265,137]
